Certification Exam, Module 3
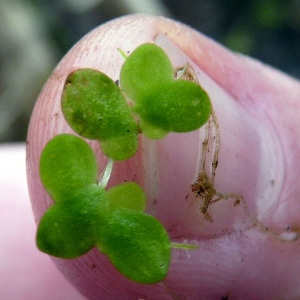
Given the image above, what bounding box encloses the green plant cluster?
[38,43,211,284]
[38,134,170,283]
[62,43,211,160]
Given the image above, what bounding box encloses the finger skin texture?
[26,15,300,299]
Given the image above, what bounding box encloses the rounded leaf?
[39,134,98,202]
[138,118,168,140]
[120,43,174,102]
[98,210,171,284]
[100,133,138,161]
[37,185,108,258]
[135,80,211,133]
[106,182,146,212]
[62,69,138,143]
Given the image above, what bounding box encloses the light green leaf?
[98,210,171,284]
[106,182,146,212]
[120,43,174,102]
[100,133,138,161]
[61,69,139,160]
[134,80,211,133]
[37,185,108,258]
[39,134,98,202]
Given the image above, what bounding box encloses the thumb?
[27,14,300,300]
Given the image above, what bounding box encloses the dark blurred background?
[1,0,299,143]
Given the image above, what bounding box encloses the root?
[177,64,298,243]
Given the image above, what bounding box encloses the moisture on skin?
[26,14,300,300]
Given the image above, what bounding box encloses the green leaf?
[98,210,171,284]
[120,43,174,102]
[37,185,108,258]
[106,182,146,212]
[39,134,98,202]
[37,44,211,283]
[100,133,138,161]
[120,43,212,138]
[138,118,168,140]
[134,80,211,133]
[61,69,139,160]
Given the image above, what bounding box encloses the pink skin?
[25,15,300,299]
[0,144,85,299]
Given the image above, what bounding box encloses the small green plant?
[62,43,211,158]
[37,43,211,284]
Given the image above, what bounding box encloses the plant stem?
[171,242,198,250]
[98,158,114,188]
[117,48,128,60]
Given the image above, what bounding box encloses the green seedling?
[38,134,172,283]
[120,43,211,138]
[62,70,139,161]
[38,43,211,284]
[61,43,211,157]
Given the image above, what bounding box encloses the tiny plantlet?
[37,43,212,284]
[62,43,211,156]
